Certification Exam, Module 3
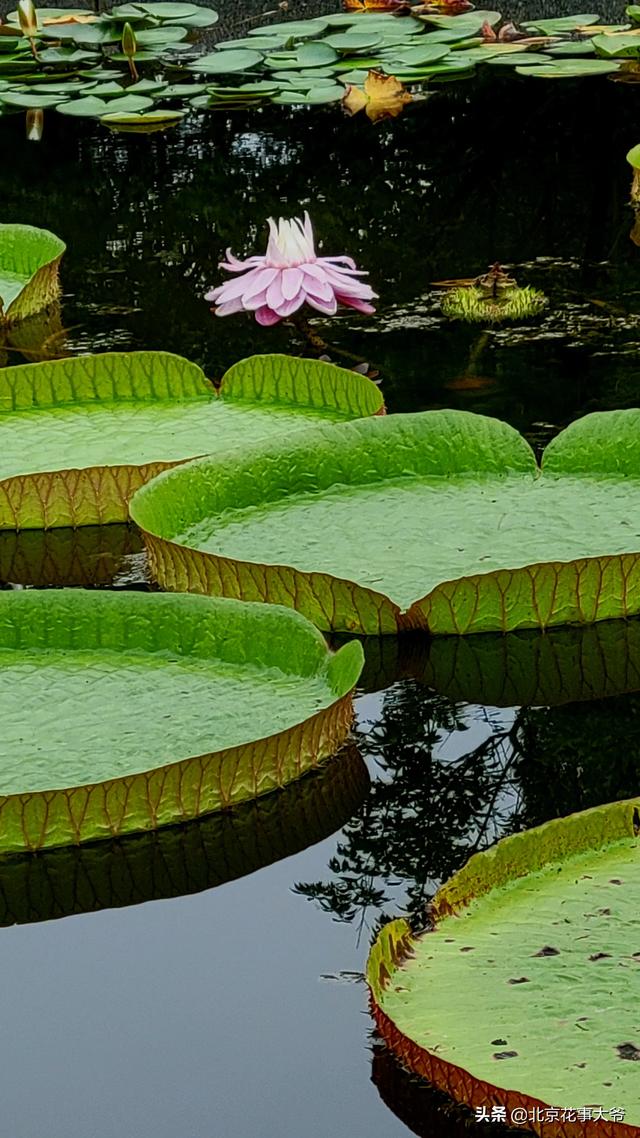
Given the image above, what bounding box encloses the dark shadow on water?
[0,747,370,927]
[0,523,148,588]
[372,1046,527,1137]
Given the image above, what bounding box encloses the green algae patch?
[0,224,65,325]
[0,747,369,926]
[0,589,363,853]
[0,351,383,529]
[131,408,640,636]
[368,799,640,1133]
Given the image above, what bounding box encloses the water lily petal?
[255,305,282,325]
[214,297,247,316]
[267,275,286,312]
[306,292,338,316]
[274,291,306,318]
[213,268,267,304]
[282,267,304,301]
[219,249,264,273]
[337,295,376,314]
[243,289,269,311]
[321,264,377,297]
[318,256,368,278]
[301,269,335,302]
[241,265,280,302]
[322,254,358,271]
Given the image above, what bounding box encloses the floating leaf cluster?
[0,6,639,133]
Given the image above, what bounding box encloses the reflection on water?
[299,623,640,935]
[0,749,369,927]
[1,0,640,1132]
[0,523,147,588]
[1,62,640,435]
[372,1046,523,1137]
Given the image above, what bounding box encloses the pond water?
[1,0,640,1134]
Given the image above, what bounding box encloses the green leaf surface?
[161,81,207,94]
[486,52,553,66]
[628,142,640,169]
[37,46,100,63]
[282,41,339,67]
[271,85,344,103]
[134,24,189,43]
[0,223,65,324]
[216,35,289,51]
[379,43,449,66]
[545,39,596,54]
[516,57,619,76]
[419,11,501,33]
[39,22,121,43]
[323,31,383,52]
[593,30,640,56]
[135,2,201,16]
[57,94,109,116]
[189,48,264,73]
[0,352,382,529]
[101,108,185,130]
[0,89,67,107]
[0,746,369,926]
[0,589,362,853]
[368,798,640,1125]
[247,18,329,38]
[94,93,154,112]
[132,408,640,636]
[523,12,600,32]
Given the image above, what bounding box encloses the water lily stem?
[290,312,376,370]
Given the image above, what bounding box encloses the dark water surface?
[2,1,640,1135]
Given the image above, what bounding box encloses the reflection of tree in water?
[295,680,640,935]
[294,679,520,934]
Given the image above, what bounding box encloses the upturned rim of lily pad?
[131,407,640,637]
[0,744,369,924]
[0,588,364,854]
[0,351,383,530]
[366,797,640,1137]
[0,222,65,325]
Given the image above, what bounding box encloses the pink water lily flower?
[205,213,377,326]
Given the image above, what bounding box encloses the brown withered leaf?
[612,60,640,83]
[41,12,99,23]
[343,0,410,11]
[343,70,412,123]
[413,0,472,11]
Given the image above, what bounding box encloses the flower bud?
[121,21,137,58]
[17,0,38,38]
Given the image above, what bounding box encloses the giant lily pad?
[0,351,383,530]
[131,408,640,636]
[0,223,65,325]
[367,798,640,1132]
[0,589,363,853]
[0,746,368,926]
